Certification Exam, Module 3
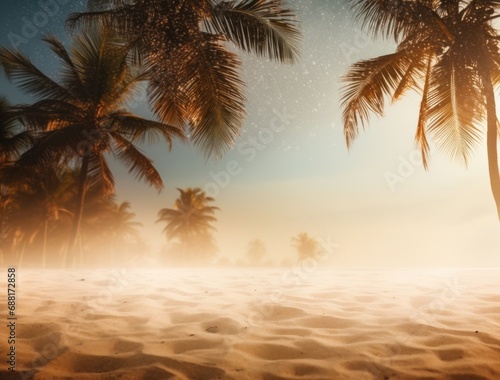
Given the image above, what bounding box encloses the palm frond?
[427,51,484,164]
[0,131,33,164]
[86,153,115,195]
[185,34,246,158]
[110,132,163,190]
[42,34,83,93]
[108,113,186,147]
[13,101,84,131]
[415,57,433,170]
[347,0,447,41]
[16,122,91,167]
[464,0,500,18]
[67,7,136,32]
[70,27,129,105]
[147,60,190,129]
[341,50,415,148]
[206,0,301,63]
[0,48,71,100]
[0,98,34,162]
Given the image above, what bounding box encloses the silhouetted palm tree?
[0,96,32,262]
[341,0,500,220]
[291,232,319,261]
[246,238,267,265]
[5,164,75,268]
[0,27,186,264]
[68,0,301,157]
[0,97,32,164]
[157,187,219,264]
[100,200,142,266]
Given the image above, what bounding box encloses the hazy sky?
[1,0,499,267]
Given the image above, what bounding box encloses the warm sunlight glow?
[1,1,499,378]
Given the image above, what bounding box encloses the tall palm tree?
[4,164,75,268]
[341,0,500,220]
[291,232,319,261]
[157,187,219,264]
[68,0,301,157]
[0,27,186,264]
[0,97,32,262]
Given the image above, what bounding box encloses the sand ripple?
[1,268,499,379]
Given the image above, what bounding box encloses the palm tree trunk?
[479,55,500,221]
[65,155,90,266]
[0,199,5,261]
[181,243,186,266]
[42,219,48,269]
[78,234,83,267]
[18,240,27,268]
[110,239,115,267]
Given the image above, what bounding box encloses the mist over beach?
[1,0,500,379]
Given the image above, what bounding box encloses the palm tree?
[98,199,143,266]
[341,0,500,220]
[0,97,32,164]
[0,27,186,264]
[4,164,75,268]
[157,187,219,264]
[68,0,301,157]
[291,232,319,261]
[246,238,268,265]
[0,96,32,262]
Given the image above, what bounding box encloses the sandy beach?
[1,268,499,380]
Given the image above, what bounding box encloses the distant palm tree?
[68,0,301,157]
[0,27,186,264]
[341,0,500,220]
[246,238,268,265]
[100,200,142,266]
[291,232,319,261]
[157,188,219,264]
[5,164,74,268]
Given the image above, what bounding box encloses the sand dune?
[1,268,499,379]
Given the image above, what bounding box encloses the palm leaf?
[42,34,84,94]
[185,34,246,157]
[0,98,34,162]
[206,0,301,63]
[110,132,163,190]
[0,48,71,100]
[415,57,432,170]
[13,100,85,131]
[16,122,92,167]
[108,112,186,146]
[86,153,115,195]
[348,0,450,42]
[427,51,484,164]
[341,50,415,148]
[70,27,129,105]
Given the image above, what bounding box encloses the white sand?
[1,268,500,379]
